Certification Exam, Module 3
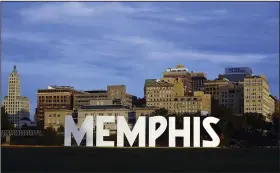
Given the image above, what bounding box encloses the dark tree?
[1,106,14,130]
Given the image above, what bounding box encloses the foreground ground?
[2,146,279,172]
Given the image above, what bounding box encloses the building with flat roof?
[224,67,252,82]
[73,90,108,108]
[162,64,192,95]
[44,109,73,131]
[145,78,211,114]
[244,75,275,120]
[219,82,244,115]
[107,85,137,107]
[173,91,211,114]
[36,85,76,122]
[190,72,207,92]
[145,78,184,111]
[204,75,231,100]
[74,85,137,109]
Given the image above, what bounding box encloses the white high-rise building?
[3,65,30,126]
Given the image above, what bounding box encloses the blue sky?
[2,2,279,119]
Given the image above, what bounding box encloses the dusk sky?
[2,2,279,119]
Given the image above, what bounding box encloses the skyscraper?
[244,75,275,120]
[162,64,192,95]
[3,65,30,126]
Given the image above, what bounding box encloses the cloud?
[19,2,155,24]
[3,30,272,67]
[2,2,279,119]
[19,2,231,26]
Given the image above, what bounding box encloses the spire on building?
[12,65,17,73]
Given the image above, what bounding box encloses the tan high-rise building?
[145,78,184,111]
[219,82,244,115]
[163,64,192,95]
[107,85,137,107]
[3,65,30,126]
[36,86,76,122]
[191,72,207,92]
[173,91,211,114]
[244,75,275,120]
[204,75,231,100]
[145,78,211,114]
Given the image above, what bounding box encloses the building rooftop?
[145,79,174,85]
[245,75,266,79]
[81,105,131,110]
[190,72,206,78]
[48,85,74,89]
[84,90,107,94]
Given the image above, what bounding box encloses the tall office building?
[145,78,211,114]
[190,72,207,92]
[36,85,76,122]
[3,65,30,126]
[204,75,231,100]
[107,85,137,107]
[145,78,184,110]
[224,67,252,82]
[219,82,244,115]
[244,75,275,120]
[162,64,192,95]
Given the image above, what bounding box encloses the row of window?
[75,96,107,99]
[245,96,262,99]
[39,100,68,103]
[245,108,262,111]
[48,114,61,117]
[146,90,172,94]
[146,87,172,90]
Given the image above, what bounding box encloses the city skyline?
[2,2,279,119]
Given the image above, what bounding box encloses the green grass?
[2,147,279,172]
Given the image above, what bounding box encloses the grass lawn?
[1,147,279,172]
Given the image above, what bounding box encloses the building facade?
[204,76,231,100]
[145,78,184,110]
[219,82,244,115]
[3,65,30,126]
[162,64,192,95]
[190,72,207,92]
[145,78,211,114]
[224,67,252,82]
[133,107,158,118]
[173,91,211,114]
[244,75,275,119]
[107,85,137,107]
[73,85,137,109]
[73,90,108,108]
[36,86,76,122]
[44,109,73,131]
